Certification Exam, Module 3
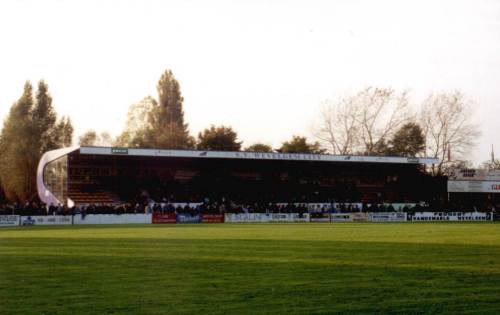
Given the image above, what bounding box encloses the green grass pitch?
[1,223,500,314]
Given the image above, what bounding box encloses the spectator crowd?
[1,198,499,216]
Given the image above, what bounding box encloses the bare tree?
[313,87,411,155]
[313,97,360,154]
[420,91,480,176]
[357,87,411,154]
[480,159,500,170]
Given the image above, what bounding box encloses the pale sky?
[0,0,499,164]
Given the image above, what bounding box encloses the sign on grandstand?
[448,181,500,193]
[406,157,419,163]
[80,146,439,165]
[448,169,500,181]
[111,147,128,155]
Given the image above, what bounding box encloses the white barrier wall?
[74,214,152,225]
[0,215,20,227]
[20,215,72,225]
[4,212,494,226]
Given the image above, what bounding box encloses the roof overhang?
[79,146,440,165]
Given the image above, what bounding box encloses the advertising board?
[152,213,177,224]
[411,212,489,221]
[287,213,310,222]
[369,212,407,222]
[0,215,19,227]
[202,214,224,223]
[351,213,369,222]
[75,214,151,225]
[176,213,202,224]
[20,215,72,225]
[309,213,330,222]
[225,213,308,223]
[252,213,273,222]
[330,214,352,222]
[224,213,248,223]
[271,213,310,222]
[271,213,291,222]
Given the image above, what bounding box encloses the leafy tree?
[154,122,195,149]
[0,80,71,202]
[0,83,73,209]
[56,116,74,147]
[79,130,113,146]
[197,125,242,151]
[79,130,98,146]
[117,70,195,149]
[30,81,74,150]
[370,138,390,156]
[148,70,194,149]
[155,70,187,129]
[115,96,157,147]
[0,82,35,201]
[277,136,325,154]
[32,80,58,154]
[245,143,273,152]
[387,122,425,157]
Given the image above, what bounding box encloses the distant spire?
[492,144,495,163]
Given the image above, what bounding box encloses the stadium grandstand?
[36,146,446,212]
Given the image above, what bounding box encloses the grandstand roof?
[78,146,440,165]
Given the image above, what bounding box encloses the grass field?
[1,223,500,314]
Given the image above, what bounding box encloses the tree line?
[0,81,73,201]
[0,69,496,202]
[79,70,327,154]
[313,87,483,175]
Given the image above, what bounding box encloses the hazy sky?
[0,0,499,164]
